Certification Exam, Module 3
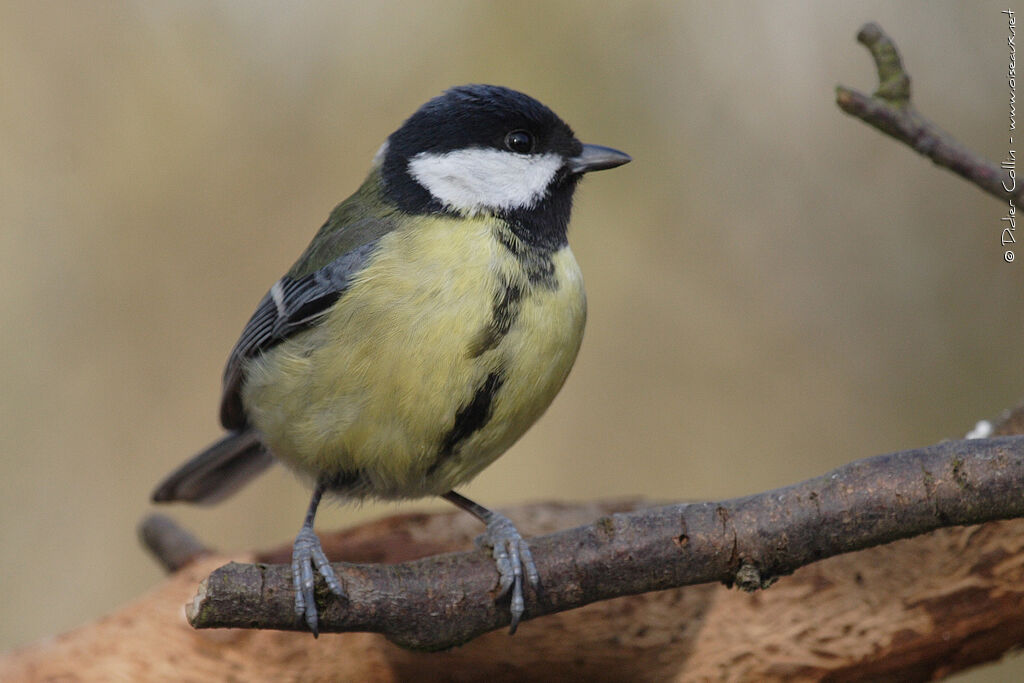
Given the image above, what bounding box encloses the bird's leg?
[442,490,539,634]
[291,480,345,636]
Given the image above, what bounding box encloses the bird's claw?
[291,526,345,637]
[475,513,539,634]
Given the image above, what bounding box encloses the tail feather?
[152,430,274,505]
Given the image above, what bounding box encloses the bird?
[152,84,630,636]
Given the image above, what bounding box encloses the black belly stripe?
[429,371,505,474]
[469,280,522,357]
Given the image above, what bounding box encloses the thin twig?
[188,435,1024,650]
[836,22,1018,202]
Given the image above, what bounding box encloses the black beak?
[568,144,631,175]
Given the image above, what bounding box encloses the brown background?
[2,2,1021,679]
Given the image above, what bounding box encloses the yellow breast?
[241,214,586,499]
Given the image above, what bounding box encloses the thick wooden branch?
[8,475,1024,680]
[7,405,1024,680]
[188,435,1024,650]
[836,22,1019,203]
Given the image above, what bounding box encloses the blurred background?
[2,1,1021,678]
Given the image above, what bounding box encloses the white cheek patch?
[408,148,563,214]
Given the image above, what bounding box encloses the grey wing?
[219,241,380,429]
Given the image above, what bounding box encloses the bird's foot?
[291,525,345,636]
[475,512,539,634]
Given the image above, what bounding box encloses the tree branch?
[188,435,1024,650]
[836,22,1019,202]
[138,513,211,572]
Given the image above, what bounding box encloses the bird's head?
[379,85,630,232]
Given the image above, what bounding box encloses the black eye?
[504,130,533,154]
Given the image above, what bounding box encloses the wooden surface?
[4,499,1024,681]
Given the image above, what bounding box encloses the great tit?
[152,84,630,636]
